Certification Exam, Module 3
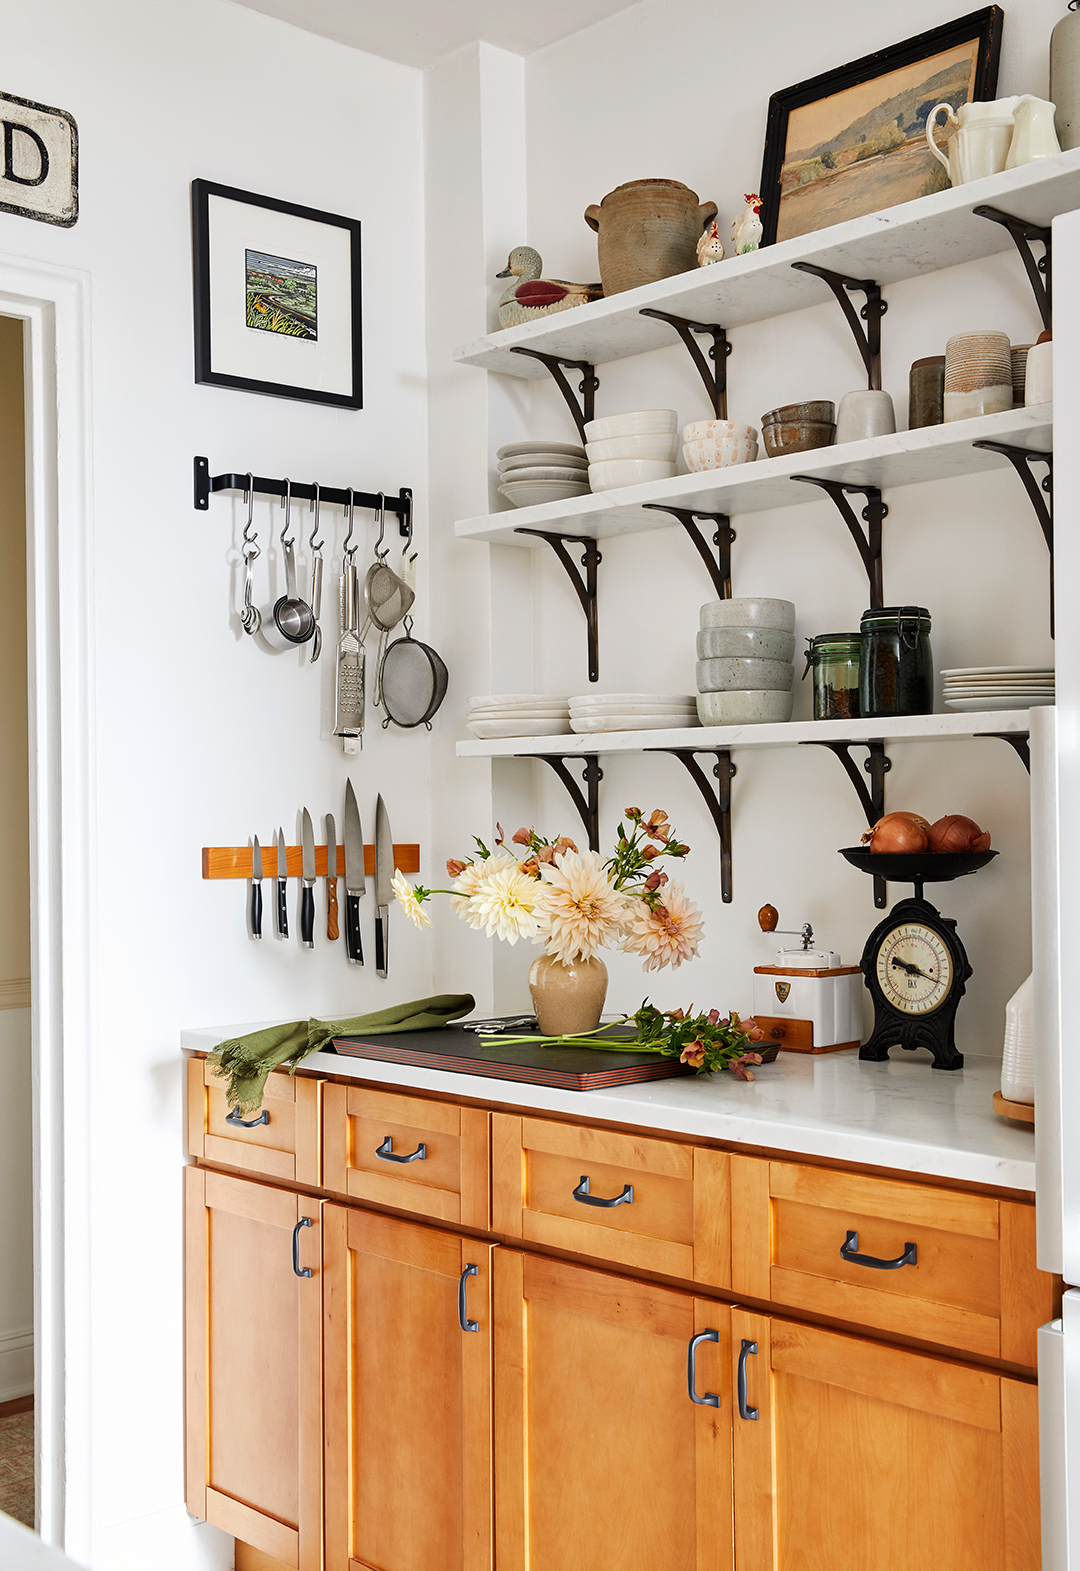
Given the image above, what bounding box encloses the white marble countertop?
[181,1017,1034,1192]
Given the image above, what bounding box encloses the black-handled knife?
[344,779,365,965]
[276,825,289,938]
[300,808,316,949]
[251,835,263,939]
[374,793,392,979]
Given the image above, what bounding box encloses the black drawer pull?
[226,1107,270,1128]
[573,1174,634,1208]
[458,1264,479,1333]
[375,1136,427,1164]
[292,1216,313,1278]
[687,1329,720,1407]
[840,1230,917,1271]
[737,1339,759,1421]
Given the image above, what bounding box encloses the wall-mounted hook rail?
[638,309,730,418]
[508,348,599,443]
[790,264,886,390]
[802,739,890,908]
[515,529,600,681]
[980,731,1032,773]
[972,440,1053,634]
[195,458,413,535]
[972,206,1052,332]
[789,478,886,607]
[528,755,602,850]
[642,505,734,598]
[649,748,736,902]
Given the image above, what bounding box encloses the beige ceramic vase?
[528,953,609,1036]
[585,180,718,295]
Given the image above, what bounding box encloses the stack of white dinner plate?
[497,442,590,508]
[942,665,1055,711]
[467,694,571,739]
[568,693,698,734]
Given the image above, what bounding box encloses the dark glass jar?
[859,606,933,717]
[804,634,862,720]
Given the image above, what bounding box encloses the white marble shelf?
[455,405,1053,545]
[454,151,1080,378]
[456,707,1036,760]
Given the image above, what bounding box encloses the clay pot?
[528,953,608,1036]
[585,180,718,295]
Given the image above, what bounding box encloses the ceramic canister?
[1052,3,1080,151]
[584,180,718,295]
[1011,345,1032,405]
[943,330,1012,421]
[834,390,896,444]
[909,356,945,429]
[1025,334,1053,405]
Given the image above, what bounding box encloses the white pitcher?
[926,96,1022,185]
[1006,95,1062,168]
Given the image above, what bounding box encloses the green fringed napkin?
[208,993,476,1112]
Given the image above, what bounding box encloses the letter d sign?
[0,90,77,226]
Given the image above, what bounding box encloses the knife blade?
[325,813,339,941]
[343,778,365,966]
[301,809,316,949]
[276,826,289,938]
[251,836,263,940]
[374,794,393,979]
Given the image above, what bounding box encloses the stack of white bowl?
[497,442,590,508]
[696,598,797,725]
[569,693,698,733]
[682,420,759,472]
[584,410,678,492]
[467,694,571,739]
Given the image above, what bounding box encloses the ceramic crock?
[584,180,717,295]
[528,953,608,1036]
[1052,2,1080,151]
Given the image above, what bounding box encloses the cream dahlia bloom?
[534,848,630,964]
[464,858,541,945]
[621,881,704,971]
[449,851,516,916]
[392,869,433,929]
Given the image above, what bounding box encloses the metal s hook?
[342,487,356,564]
[374,492,387,558]
[280,477,293,544]
[242,472,259,560]
[309,481,324,554]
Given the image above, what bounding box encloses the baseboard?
[0,1328,33,1403]
[93,1505,233,1571]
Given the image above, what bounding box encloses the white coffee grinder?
[753,904,863,1053]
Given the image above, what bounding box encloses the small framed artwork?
[191,178,362,407]
[759,7,1003,247]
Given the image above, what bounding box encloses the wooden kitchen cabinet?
[187,1055,322,1186]
[730,1308,1040,1571]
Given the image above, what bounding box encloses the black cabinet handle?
[840,1230,917,1271]
[737,1339,759,1421]
[573,1174,634,1208]
[458,1263,479,1333]
[226,1107,270,1128]
[375,1136,427,1164]
[687,1329,720,1407]
[292,1216,313,1278]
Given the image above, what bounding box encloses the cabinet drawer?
[322,1083,490,1229]
[731,1155,1056,1364]
[492,1113,730,1283]
[187,1057,321,1186]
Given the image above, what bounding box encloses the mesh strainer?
[378,618,448,729]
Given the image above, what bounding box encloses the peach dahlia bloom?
[622,881,704,971]
[534,848,630,964]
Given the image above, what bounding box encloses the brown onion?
[928,814,990,854]
[862,812,930,853]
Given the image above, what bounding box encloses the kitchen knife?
[325,813,339,940]
[276,826,289,939]
[250,836,263,940]
[343,778,365,966]
[300,809,316,949]
[374,794,393,979]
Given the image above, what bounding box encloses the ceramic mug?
[1025,338,1053,406]
[926,97,1022,185]
[835,390,896,444]
[943,330,1013,421]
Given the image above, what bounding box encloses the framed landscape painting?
[759,7,1003,247]
[192,179,362,407]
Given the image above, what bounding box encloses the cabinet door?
[184,1167,323,1570]
[322,1205,493,1571]
[494,1248,733,1571]
[730,1309,1040,1571]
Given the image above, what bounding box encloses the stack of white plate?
[467,693,571,739]
[569,693,698,733]
[942,665,1055,711]
[497,442,590,508]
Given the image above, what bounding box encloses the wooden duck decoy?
[496,246,602,328]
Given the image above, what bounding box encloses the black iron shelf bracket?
[528,755,603,851]
[790,263,886,390]
[648,748,737,903]
[972,440,1053,634]
[802,739,890,908]
[638,309,731,418]
[972,205,1052,332]
[981,731,1032,773]
[194,458,413,534]
[514,529,600,682]
[789,477,886,608]
[508,348,599,443]
[642,505,735,599]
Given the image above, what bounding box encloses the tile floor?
[0,1399,34,1528]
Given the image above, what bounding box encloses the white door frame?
[1,251,95,1559]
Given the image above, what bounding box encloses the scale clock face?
[874,922,954,1015]
[859,895,972,1071]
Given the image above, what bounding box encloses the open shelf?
[454,152,1080,378]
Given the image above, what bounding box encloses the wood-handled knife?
[276,825,289,938]
[344,778,365,965]
[251,835,263,939]
[374,793,393,978]
[325,813,339,940]
[300,808,316,949]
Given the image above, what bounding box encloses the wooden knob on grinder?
[758,904,779,933]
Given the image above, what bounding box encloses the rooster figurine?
[732,194,763,255]
[696,219,725,266]
[496,246,603,329]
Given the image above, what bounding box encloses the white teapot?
[927,95,1062,187]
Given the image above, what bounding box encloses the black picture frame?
[758,7,1003,248]
[191,178,363,408]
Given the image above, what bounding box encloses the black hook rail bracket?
[638,309,731,418]
[648,748,737,902]
[508,348,599,443]
[972,206,1052,332]
[195,458,413,534]
[790,264,886,390]
[973,440,1053,634]
[802,739,890,908]
[790,477,886,608]
[515,529,600,681]
[981,731,1032,773]
[642,505,735,599]
[529,755,603,850]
